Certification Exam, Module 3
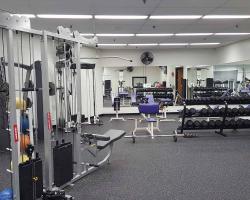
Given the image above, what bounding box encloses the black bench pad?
[97,129,126,150]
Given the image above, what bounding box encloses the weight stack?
[113,97,120,111]
[53,142,73,187]
[19,158,43,200]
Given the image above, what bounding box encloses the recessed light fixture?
[215,33,250,35]
[190,43,220,45]
[176,33,213,36]
[96,33,135,37]
[12,14,36,18]
[203,15,250,19]
[37,14,93,19]
[136,33,173,36]
[98,44,127,46]
[95,15,148,19]
[159,43,188,46]
[128,43,158,46]
[150,15,202,19]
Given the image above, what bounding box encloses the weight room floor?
[1,114,250,200]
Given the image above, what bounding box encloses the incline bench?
[71,129,126,181]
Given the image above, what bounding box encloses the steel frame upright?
[7,28,20,200]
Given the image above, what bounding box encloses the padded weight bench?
[73,129,125,182]
[125,103,177,143]
[96,129,126,150]
[125,103,160,140]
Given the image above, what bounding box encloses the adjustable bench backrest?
[138,103,159,115]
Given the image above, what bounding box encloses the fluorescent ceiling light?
[95,15,148,19]
[215,33,250,35]
[176,33,213,36]
[128,43,158,46]
[98,44,127,46]
[37,14,93,19]
[203,15,250,19]
[12,14,36,18]
[96,33,134,37]
[159,43,188,46]
[190,43,220,45]
[150,15,201,19]
[80,33,95,36]
[136,33,173,36]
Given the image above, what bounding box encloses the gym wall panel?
[99,49,217,67]
[216,38,250,64]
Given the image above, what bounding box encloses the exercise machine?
[125,103,178,142]
[110,97,125,121]
[42,28,126,190]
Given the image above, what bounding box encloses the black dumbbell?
[220,107,225,115]
[225,96,230,102]
[230,96,236,104]
[199,108,207,116]
[245,107,250,116]
[227,108,232,116]
[193,121,201,129]
[234,96,241,104]
[185,99,190,105]
[215,96,221,102]
[224,120,230,129]
[210,96,216,104]
[186,120,194,129]
[232,108,238,116]
[244,119,250,128]
[236,119,244,128]
[229,119,236,129]
[214,107,220,116]
[208,120,215,129]
[189,108,197,116]
[238,106,245,116]
[207,108,214,116]
[200,120,208,129]
[215,120,222,128]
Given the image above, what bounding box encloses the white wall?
[99,49,217,67]
[216,38,250,64]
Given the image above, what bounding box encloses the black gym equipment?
[53,142,73,187]
[177,94,250,140]
[200,120,208,129]
[208,120,215,129]
[188,108,196,116]
[193,120,201,129]
[185,120,194,129]
[184,95,250,105]
[199,108,208,116]
[19,154,43,199]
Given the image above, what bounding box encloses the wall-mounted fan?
[127,66,134,72]
[140,51,154,65]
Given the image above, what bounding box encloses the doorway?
[175,67,184,97]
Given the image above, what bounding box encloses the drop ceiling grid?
[1,0,250,47]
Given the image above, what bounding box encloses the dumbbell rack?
[192,87,228,98]
[176,101,250,139]
[136,88,174,101]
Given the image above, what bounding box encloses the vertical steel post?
[41,31,53,189]
[74,42,82,175]
[7,29,20,200]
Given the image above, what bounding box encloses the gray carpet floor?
[1,114,250,200]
